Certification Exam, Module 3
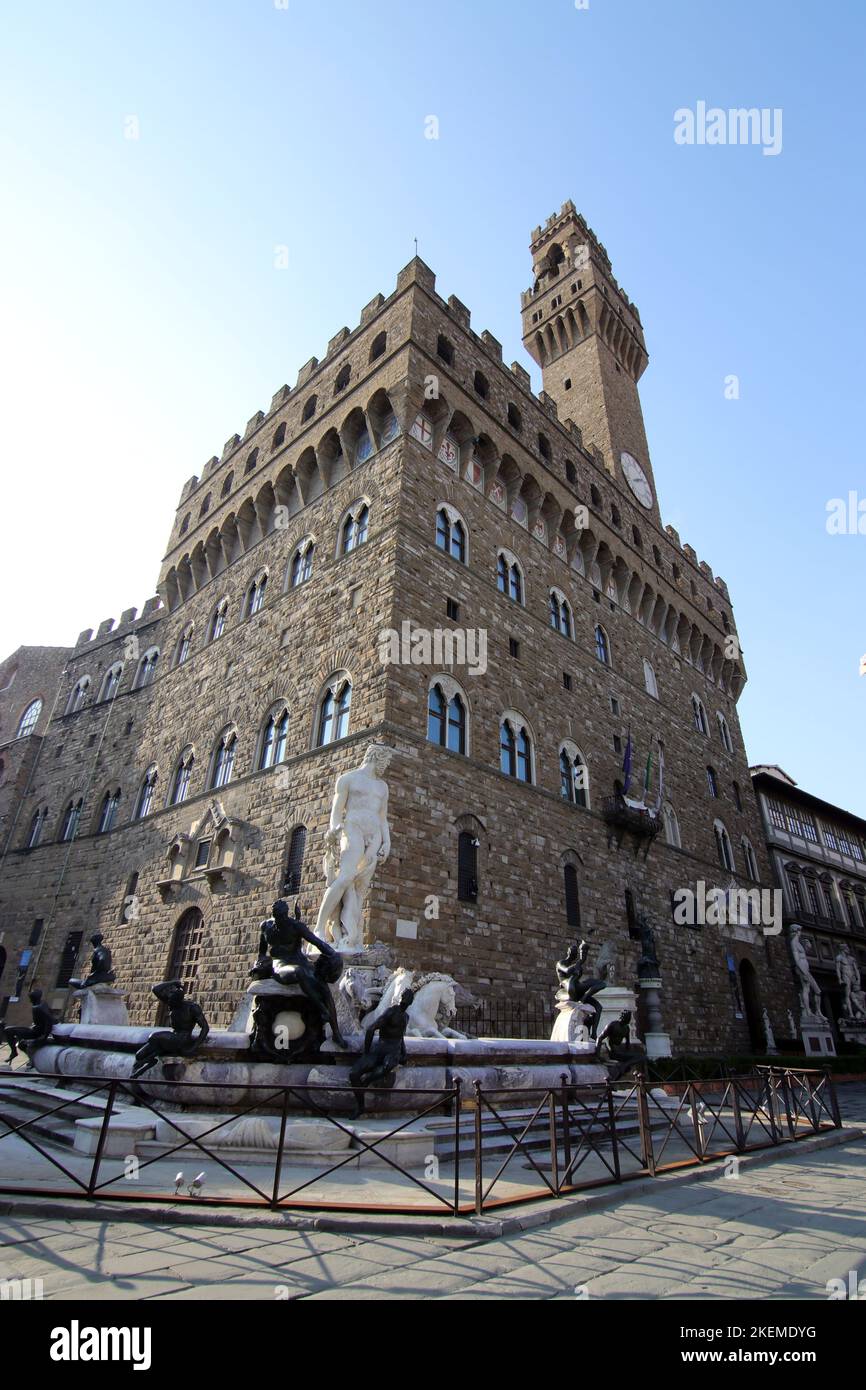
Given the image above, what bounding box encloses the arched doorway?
[158,908,204,1022]
[739,959,763,1051]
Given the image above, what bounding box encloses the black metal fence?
[455,999,554,1039]
[0,1066,841,1217]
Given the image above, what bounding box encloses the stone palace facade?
[0,202,799,1051]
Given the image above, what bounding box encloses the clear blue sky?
[1,0,863,812]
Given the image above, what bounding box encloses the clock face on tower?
[620,451,653,509]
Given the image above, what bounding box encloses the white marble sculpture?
[789,924,826,1020]
[836,944,866,1020]
[315,743,393,952]
[362,967,467,1040]
[787,1009,797,1036]
[761,1007,778,1053]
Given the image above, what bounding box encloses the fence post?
[606,1083,622,1182]
[473,1080,483,1216]
[636,1076,655,1176]
[560,1074,572,1188]
[731,1079,746,1151]
[689,1082,705,1161]
[87,1080,116,1196]
[779,1068,796,1139]
[548,1089,560,1195]
[825,1070,842,1130]
[271,1088,290,1209]
[453,1077,461,1216]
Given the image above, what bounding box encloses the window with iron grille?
[55,931,83,989]
[564,865,581,927]
[457,831,478,902]
[283,825,306,895]
[160,908,204,1021]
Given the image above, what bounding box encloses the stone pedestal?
[638,977,671,1058]
[550,998,598,1049]
[838,1017,866,1049]
[800,1013,836,1058]
[596,985,639,1042]
[74,986,129,1027]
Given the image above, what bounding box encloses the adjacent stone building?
[751,765,866,1048]
[0,203,799,1051]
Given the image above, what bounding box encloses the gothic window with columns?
[427,679,467,755]
[134,648,159,689]
[135,766,158,819]
[245,571,268,618]
[210,728,237,790]
[209,599,229,642]
[65,677,90,714]
[317,676,352,747]
[559,742,589,808]
[170,748,195,806]
[500,714,533,783]
[497,551,524,604]
[692,694,709,736]
[97,788,121,834]
[549,589,573,637]
[435,506,467,563]
[59,797,84,843]
[340,502,369,554]
[714,819,735,873]
[259,705,289,769]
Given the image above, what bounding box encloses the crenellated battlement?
[73,596,163,651]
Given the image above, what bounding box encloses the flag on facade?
[622,728,633,793]
[654,740,665,814]
[643,747,653,799]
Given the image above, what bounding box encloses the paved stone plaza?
[1,1089,863,1301]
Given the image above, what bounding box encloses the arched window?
[594,625,610,665]
[473,370,489,398]
[692,694,708,735]
[59,797,83,843]
[164,908,204,1007]
[500,716,532,783]
[410,413,433,449]
[742,838,759,880]
[134,648,159,690]
[272,422,287,450]
[706,766,718,798]
[714,820,735,872]
[369,331,387,362]
[590,484,602,508]
[26,807,48,849]
[302,393,317,422]
[283,825,307,895]
[317,678,352,747]
[199,493,211,519]
[170,748,195,806]
[559,745,589,808]
[179,513,191,535]
[564,864,581,927]
[538,432,551,461]
[16,700,42,738]
[379,410,400,446]
[507,402,522,431]
[732,779,743,812]
[259,705,289,770]
[100,664,123,701]
[457,831,478,902]
[436,334,454,365]
[497,552,523,604]
[643,660,659,699]
[209,599,229,642]
[354,428,373,464]
[435,508,466,563]
[244,448,259,475]
[120,870,140,924]
[290,539,315,587]
[65,677,90,715]
[220,470,234,499]
[340,502,369,555]
[334,362,351,393]
[663,803,681,848]
[245,572,268,617]
[717,711,733,752]
[427,683,466,755]
[97,789,121,834]
[135,766,158,819]
[174,626,193,667]
[210,729,237,790]
[549,590,572,637]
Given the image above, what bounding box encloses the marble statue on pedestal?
[68,933,116,989]
[361,967,467,1040]
[348,988,414,1117]
[131,981,209,1078]
[761,1007,778,1054]
[2,988,54,1062]
[316,743,393,952]
[836,944,866,1020]
[789,925,826,1020]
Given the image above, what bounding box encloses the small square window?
[593,590,600,603]
[509,638,520,659]
[564,378,572,390]
[446,598,460,621]
[195,839,211,869]
[349,586,362,609]
[563,672,572,691]
[610,697,620,716]
[613,735,622,754]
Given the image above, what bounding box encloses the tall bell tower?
[521,202,661,524]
